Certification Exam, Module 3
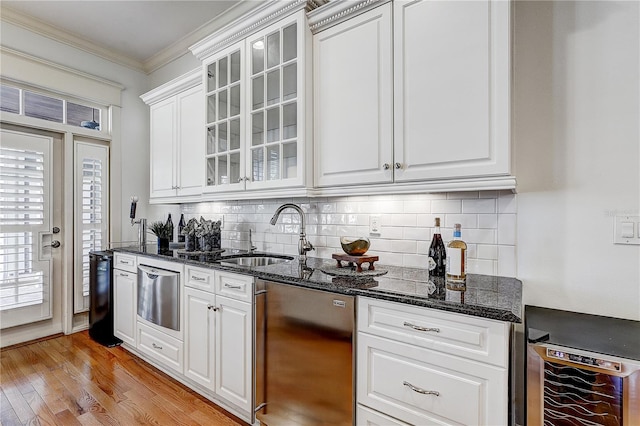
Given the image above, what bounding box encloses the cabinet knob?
[395,162,402,170]
[383,163,390,170]
[237,178,244,183]
[207,304,219,311]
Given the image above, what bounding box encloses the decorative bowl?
[340,236,370,256]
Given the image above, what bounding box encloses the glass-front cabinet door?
[245,12,305,190]
[204,42,244,192]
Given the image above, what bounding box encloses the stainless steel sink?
[219,255,293,267]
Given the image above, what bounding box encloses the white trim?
[189,0,325,61]
[0,47,123,107]
[140,68,202,105]
[307,0,390,33]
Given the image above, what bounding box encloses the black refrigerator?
[89,250,122,347]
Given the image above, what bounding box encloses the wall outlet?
[614,215,640,245]
[369,215,381,235]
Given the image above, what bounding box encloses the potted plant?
[148,221,172,251]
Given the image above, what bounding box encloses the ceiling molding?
[0,6,146,73]
[140,68,201,105]
[142,0,266,74]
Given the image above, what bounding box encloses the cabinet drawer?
[357,404,409,426]
[185,265,215,292]
[137,322,184,374]
[114,253,137,272]
[215,271,253,302]
[357,333,507,426]
[358,297,509,367]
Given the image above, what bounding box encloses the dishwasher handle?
[138,264,180,278]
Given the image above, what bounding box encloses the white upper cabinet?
[393,0,511,182]
[314,3,393,187]
[141,69,204,202]
[310,0,514,194]
[191,2,318,199]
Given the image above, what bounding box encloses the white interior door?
[0,128,57,329]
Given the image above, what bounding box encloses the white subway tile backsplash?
[184,191,517,275]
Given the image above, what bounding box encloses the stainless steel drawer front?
[137,265,180,331]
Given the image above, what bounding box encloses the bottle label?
[448,248,462,276]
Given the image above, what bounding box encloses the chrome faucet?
[270,203,314,261]
[131,217,147,249]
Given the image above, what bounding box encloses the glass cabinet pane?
[230,119,240,150]
[267,32,280,69]
[252,112,264,146]
[218,155,228,185]
[267,69,280,106]
[230,152,241,184]
[219,57,228,87]
[267,145,280,181]
[283,102,297,140]
[218,89,228,120]
[207,158,216,186]
[218,122,227,152]
[252,76,264,110]
[283,63,297,101]
[230,51,241,83]
[283,24,297,62]
[207,126,216,155]
[252,148,264,182]
[207,62,217,92]
[230,85,240,117]
[267,107,280,143]
[207,94,216,124]
[252,41,264,75]
[283,142,297,179]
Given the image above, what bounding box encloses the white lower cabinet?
[183,267,253,417]
[356,297,509,426]
[113,268,136,346]
[137,321,184,375]
[357,404,409,426]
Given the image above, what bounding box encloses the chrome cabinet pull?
[207,304,219,311]
[383,163,390,170]
[403,322,440,333]
[120,260,130,265]
[191,276,206,281]
[395,162,402,169]
[152,343,163,350]
[224,284,242,289]
[403,381,439,396]
[119,273,128,277]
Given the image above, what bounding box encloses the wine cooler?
[526,306,640,426]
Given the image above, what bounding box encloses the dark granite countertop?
[114,245,522,323]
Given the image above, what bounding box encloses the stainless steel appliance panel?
[137,264,180,331]
[255,280,355,425]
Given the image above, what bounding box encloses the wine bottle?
[446,223,467,288]
[428,217,446,278]
[177,214,186,243]
[166,213,174,242]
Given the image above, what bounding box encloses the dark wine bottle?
[166,213,174,242]
[428,217,446,278]
[177,214,186,243]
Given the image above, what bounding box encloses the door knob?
[52,226,60,234]
[50,240,61,248]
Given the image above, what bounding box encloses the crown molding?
[140,68,201,105]
[189,0,327,61]
[0,6,146,73]
[307,0,389,33]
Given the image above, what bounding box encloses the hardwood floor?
[0,332,246,426]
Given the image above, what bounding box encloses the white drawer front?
[185,265,215,292]
[357,333,507,426]
[357,404,409,426]
[358,297,509,367]
[114,253,137,273]
[137,322,184,374]
[215,271,253,302]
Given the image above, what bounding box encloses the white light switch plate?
[614,215,640,245]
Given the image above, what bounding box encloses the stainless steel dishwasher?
[137,264,180,331]
[255,280,355,425]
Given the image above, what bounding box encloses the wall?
[180,191,518,276]
[514,1,640,320]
